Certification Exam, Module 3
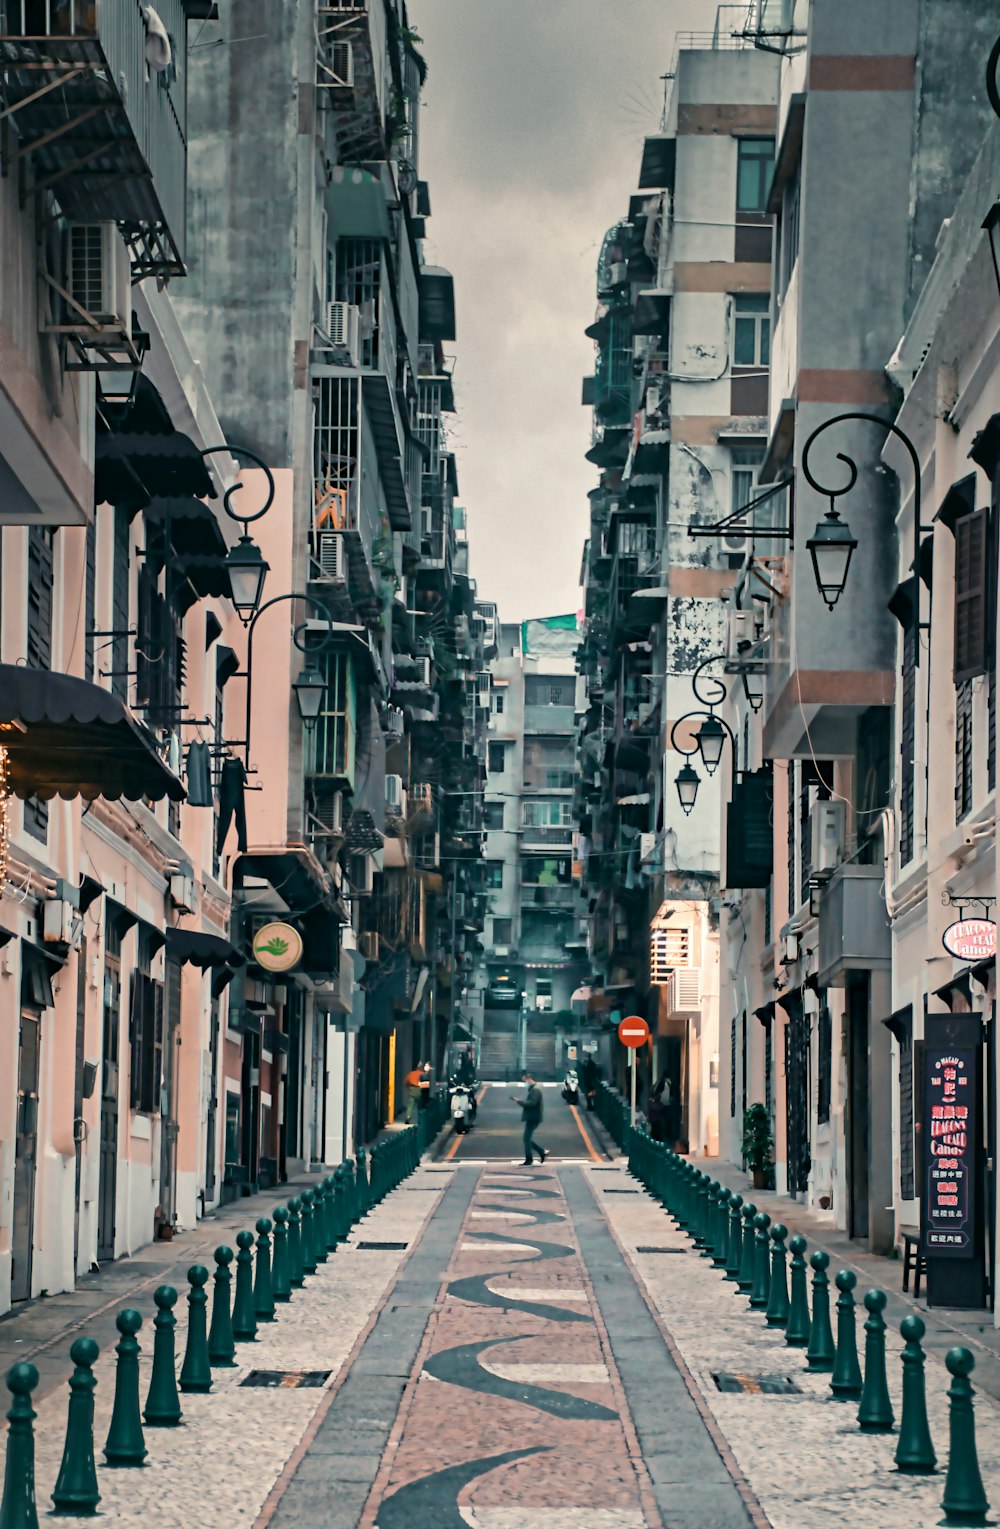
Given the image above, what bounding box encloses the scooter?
[450,1079,474,1135]
[562,1069,579,1105]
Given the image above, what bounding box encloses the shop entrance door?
[11,1010,40,1301]
[847,975,870,1241]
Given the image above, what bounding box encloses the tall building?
[0,0,490,1314]
[482,617,587,1078]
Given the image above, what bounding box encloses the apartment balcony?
[0,0,189,276]
[521,826,574,851]
[316,0,390,164]
[524,703,576,735]
[406,781,435,836]
[312,354,412,537]
[816,864,891,989]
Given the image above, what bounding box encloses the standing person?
[511,1072,546,1165]
[581,1053,599,1111]
[647,1078,667,1143]
[404,1063,425,1123]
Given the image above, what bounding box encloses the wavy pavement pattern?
[448,1229,587,1324]
[374,1447,549,1529]
[423,1336,616,1421]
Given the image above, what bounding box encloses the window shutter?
[954,508,988,682]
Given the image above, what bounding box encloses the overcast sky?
[416,0,714,625]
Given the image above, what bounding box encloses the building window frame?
[736,136,776,213]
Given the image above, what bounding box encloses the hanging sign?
[921,1044,977,1257]
[252,921,303,974]
[942,919,996,962]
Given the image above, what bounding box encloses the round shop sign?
[942,919,996,963]
[253,921,303,973]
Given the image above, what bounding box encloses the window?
[484,800,505,830]
[26,526,53,670]
[956,678,973,822]
[816,1002,832,1125]
[308,649,353,780]
[494,692,504,715]
[492,917,512,945]
[799,759,833,907]
[485,861,503,889]
[111,505,130,702]
[522,855,571,885]
[733,294,770,367]
[524,675,571,707]
[736,137,775,213]
[488,742,507,775]
[779,170,800,294]
[955,507,989,682]
[730,1017,737,1119]
[731,448,764,521]
[522,799,572,828]
[899,624,917,866]
[129,971,163,1114]
[84,519,96,682]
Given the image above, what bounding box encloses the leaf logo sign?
[253,921,303,973]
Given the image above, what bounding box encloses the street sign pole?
[630,1048,636,1126]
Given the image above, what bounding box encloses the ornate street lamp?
[985,37,1000,300]
[801,412,927,623]
[201,443,277,625]
[695,714,727,775]
[675,763,701,816]
[293,662,326,728]
[742,668,765,713]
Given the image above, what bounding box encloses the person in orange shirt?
[405,1064,428,1122]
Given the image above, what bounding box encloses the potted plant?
[742,1102,773,1189]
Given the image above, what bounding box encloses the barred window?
[899,623,917,865]
[816,1002,832,1125]
[955,679,973,822]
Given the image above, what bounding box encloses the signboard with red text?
[941,919,996,962]
[921,1044,976,1257]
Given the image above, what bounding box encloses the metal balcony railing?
[0,0,188,276]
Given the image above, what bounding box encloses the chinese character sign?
[921,1046,977,1257]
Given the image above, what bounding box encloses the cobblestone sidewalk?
[596,1161,1000,1529]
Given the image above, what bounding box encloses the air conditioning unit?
[43,896,76,946]
[810,798,846,879]
[609,260,627,286]
[420,504,434,541]
[646,383,663,416]
[314,529,345,582]
[453,892,466,918]
[327,38,354,87]
[723,521,750,560]
[358,931,380,961]
[311,786,343,834]
[65,223,131,332]
[324,300,361,365]
[168,865,197,913]
[385,774,404,812]
[726,609,756,664]
[383,707,404,737]
[350,854,375,895]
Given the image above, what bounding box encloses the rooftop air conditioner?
[324,300,360,366]
[385,774,404,812]
[809,798,846,879]
[383,707,404,738]
[65,223,131,333]
[315,529,345,582]
[725,609,756,664]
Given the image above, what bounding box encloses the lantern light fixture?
[695,714,727,775]
[675,763,700,817]
[805,507,858,611]
[293,663,326,727]
[742,668,765,713]
[225,535,270,625]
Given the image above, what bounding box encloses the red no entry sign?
[618,1014,650,1049]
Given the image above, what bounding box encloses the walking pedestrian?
[647,1077,668,1142]
[404,1063,426,1123]
[512,1071,546,1165]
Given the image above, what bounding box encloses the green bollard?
[342,1161,358,1227]
[322,1176,337,1252]
[104,1310,147,1467]
[765,1223,790,1328]
[52,1338,100,1516]
[253,1217,276,1322]
[700,1180,718,1259]
[737,1202,757,1292]
[144,1286,182,1424]
[806,1251,835,1372]
[711,1188,731,1267]
[208,1247,236,1366]
[287,1198,305,1286]
[0,1362,40,1529]
[749,1211,771,1309]
[332,1167,348,1243]
[857,1289,894,1432]
[895,1315,936,1474]
[179,1266,212,1394]
[942,1347,989,1524]
[300,1190,318,1274]
[271,1209,291,1302]
[784,1235,810,1348]
[724,1192,743,1280]
[232,1230,258,1342]
[830,1269,863,1399]
[313,1184,329,1264]
[356,1149,370,1217]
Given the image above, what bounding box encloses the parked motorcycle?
[562,1068,579,1105]
[449,1079,474,1135]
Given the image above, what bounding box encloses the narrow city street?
[433,1083,608,1163]
[10,1139,1000,1528]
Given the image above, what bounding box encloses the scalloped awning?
[0,664,184,803]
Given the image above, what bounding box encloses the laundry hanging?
[216,755,248,854]
[185,741,213,808]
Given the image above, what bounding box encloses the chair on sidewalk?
[900,1226,925,1298]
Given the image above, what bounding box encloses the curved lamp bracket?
[690,651,729,710]
[199,443,276,530]
[988,32,1000,121]
[668,709,737,758]
[801,411,923,537]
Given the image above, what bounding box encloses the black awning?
[165,927,244,971]
[235,848,332,913]
[216,646,241,686]
[585,430,630,469]
[917,533,934,590]
[21,943,57,1009]
[171,555,233,615]
[0,664,185,803]
[970,413,1000,479]
[632,291,671,337]
[935,471,978,533]
[753,1002,775,1028]
[639,134,676,190]
[95,432,216,509]
[888,573,919,630]
[143,497,228,560]
[585,312,611,344]
[882,1004,912,1044]
[933,971,973,1009]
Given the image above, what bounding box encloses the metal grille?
[313,375,360,539]
[713,1373,802,1395]
[336,237,383,371]
[356,1240,408,1250]
[240,1370,331,1389]
[816,1003,832,1126]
